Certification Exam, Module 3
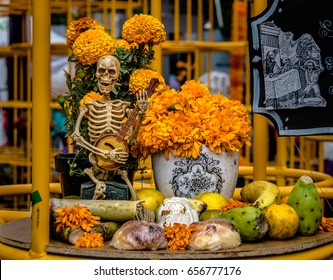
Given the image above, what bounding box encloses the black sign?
[248,0,333,136]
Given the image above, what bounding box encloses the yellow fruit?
[195,192,227,210]
[136,188,165,212]
[240,181,280,209]
[265,204,299,239]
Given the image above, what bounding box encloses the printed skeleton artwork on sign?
[248,0,333,136]
[260,22,326,110]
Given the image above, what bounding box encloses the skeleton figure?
[71,55,148,201]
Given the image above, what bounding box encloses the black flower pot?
[54,153,92,197]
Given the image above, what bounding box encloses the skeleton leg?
[117,169,155,222]
[84,167,106,200]
[117,169,138,200]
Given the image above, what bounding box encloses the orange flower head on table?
[75,232,104,248]
[219,198,249,212]
[164,223,193,251]
[53,205,100,233]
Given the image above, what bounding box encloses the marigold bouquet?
[58,14,167,169]
[131,80,252,160]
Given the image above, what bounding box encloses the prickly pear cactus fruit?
[287,175,322,236]
[219,206,268,241]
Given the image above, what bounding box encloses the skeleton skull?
[96,55,120,95]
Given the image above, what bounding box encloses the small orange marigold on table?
[75,232,104,248]
[219,198,248,212]
[53,205,101,233]
[164,223,193,251]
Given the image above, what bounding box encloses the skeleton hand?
[106,148,129,164]
[71,131,80,141]
[137,89,149,116]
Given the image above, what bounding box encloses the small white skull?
[156,197,199,227]
[96,55,120,95]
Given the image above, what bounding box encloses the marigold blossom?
[122,14,166,45]
[79,91,104,109]
[114,39,138,51]
[75,232,104,248]
[53,205,100,233]
[66,17,100,49]
[164,223,193,250]
[72,27,115,65]
[219,198,249,212]
[131,80,252,159]
[129,69,167,95]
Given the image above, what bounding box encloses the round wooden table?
[1,218,333,260]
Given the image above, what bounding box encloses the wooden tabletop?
[1,218,333,260]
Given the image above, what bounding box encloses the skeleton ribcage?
[85,99,130,143]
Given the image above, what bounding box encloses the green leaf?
[167,103,179,111]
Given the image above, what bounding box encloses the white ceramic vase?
[152,145,239,199]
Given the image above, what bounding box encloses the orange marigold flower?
[129,69,167,95]
[180,79,211,99]
[219,198,249,212]
[72,27,115,65]
[75,232,104,248]
[164,223,193,251]
[80,91,104,109]
[114,39,138,51]
[66,17,100,49]
[54,205,100,233]
[80,91,103,118]
[131,80,252,159]
[122,14,166,45]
